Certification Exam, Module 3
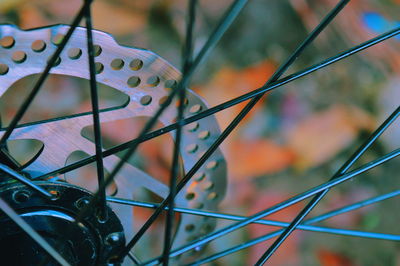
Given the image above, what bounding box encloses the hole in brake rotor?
[65,150,118,196]
[79,116,184,185]
[0,139,44,170]
[0,74,129,125]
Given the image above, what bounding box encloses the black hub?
[0,180,125,265]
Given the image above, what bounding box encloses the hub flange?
[0,181,125,265]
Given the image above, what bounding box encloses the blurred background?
[0,0,399,265]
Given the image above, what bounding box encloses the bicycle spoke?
[190,189,400,264]
[107,194,400,241]
[104,0,247,193]
[0,1,88,147]
[144,148,400,264]
[37,26,400,181]
[0,103,128,132]
[128,252,141,265]
[84,0,107,221]
[0,1,397,264]
[68,0,248,260]
[0,197,70,266]
[114,0,348,261]
[256,103,400,264]
[0,164,52,199]
[113,0,248,260]
[0,0,89,171]
[162,0,197,264]
[306,189,400,224]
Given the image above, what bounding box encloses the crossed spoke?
[113,0,249,260]
[0,0,398,264]
[255,103,400,264]
[190,189,400,265]
[0,1,88,146]
[115,0,349,260]
[162,0,197,264]
[144,148,400,264]
[84,0,107,221]
[107,189,400,241]
[36,25,400,182]
[0,1,89,264]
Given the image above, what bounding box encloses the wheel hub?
[0,180,125,265]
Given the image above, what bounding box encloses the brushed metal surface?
[0,24,227,252]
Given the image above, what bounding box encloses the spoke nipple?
[75,197,90,209]
[96,207,109,223]
[105,232,123,246]
[107,256,123,265]
[49,190,60,200]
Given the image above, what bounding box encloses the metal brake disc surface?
[0,24,227,255]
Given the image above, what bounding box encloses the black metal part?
[0,181,125,265]
[0,164,53,199]
[162,0,197,264]
[84,0,108,221]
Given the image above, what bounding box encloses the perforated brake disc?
[0,24,227,258]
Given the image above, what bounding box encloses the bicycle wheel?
[0,0,399,265]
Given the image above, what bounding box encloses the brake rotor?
[0,24,227,260]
